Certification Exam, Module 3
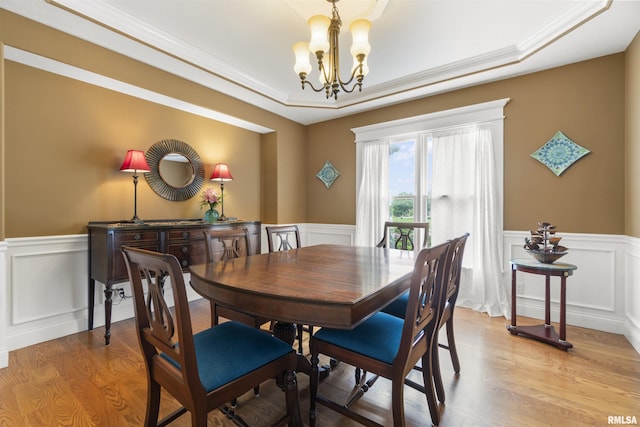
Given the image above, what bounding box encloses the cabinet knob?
[134,234,141,240]
[182,259,188,267]
[182,232,189,238]
[182,246,188,253]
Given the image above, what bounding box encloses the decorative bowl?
[525,249,567,264]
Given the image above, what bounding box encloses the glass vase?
[204,209,219,223]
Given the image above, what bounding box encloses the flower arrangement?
[201,188,220,211]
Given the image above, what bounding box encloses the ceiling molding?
[4,0,637,125]
[4,45,274,134]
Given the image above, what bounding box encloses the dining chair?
[377,221,430,251]
[382,233,470,403]
[204,228,273,401]
[309,240,451,427]
[265,225,311,354]
[203,228,272,330]
[121,246,302,427]
[351,221,431,387]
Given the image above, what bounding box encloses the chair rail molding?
[0,225,637,369]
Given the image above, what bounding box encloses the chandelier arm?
[300,73,325,92]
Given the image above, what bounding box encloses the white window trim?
[352,98,509,229]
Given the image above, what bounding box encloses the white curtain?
[431,125,508,317]
[355,139,389,246]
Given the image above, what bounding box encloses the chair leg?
[421,351,441,426]
[391,374,406,427]
[145,380,161,427]
[309,353,320,427]
[190,408,208,427]
[446,318,461,373]
[433,335,445,403]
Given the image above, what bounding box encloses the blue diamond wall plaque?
[316,160,341,189]
[531,131,590,176]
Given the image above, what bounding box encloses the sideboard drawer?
[166,228,205,241]
[114,230,160,245]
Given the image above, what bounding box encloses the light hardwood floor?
[0,298,638,426]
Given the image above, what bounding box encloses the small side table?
[507,258,577,350]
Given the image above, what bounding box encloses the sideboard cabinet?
[87,219,261,344]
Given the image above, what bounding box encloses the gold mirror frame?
[145,139,205,201]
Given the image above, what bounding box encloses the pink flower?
[201,188,220,209]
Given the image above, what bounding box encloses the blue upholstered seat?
[381,291,409,318]
[313,312,404,364]
[161,320,294,392]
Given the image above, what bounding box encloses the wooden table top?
[189,244,417,329]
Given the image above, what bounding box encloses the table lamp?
[120,149,151,223]
[210,163,233,221]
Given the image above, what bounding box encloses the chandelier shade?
[293,0,371,100]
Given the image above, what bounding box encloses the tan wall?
[0,10,307,237]
[4,61,262,236]
[626,32,640,238]
[306,54,627,234]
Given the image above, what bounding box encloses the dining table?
[188,244,418,372]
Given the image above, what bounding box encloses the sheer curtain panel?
[431,125,508,317]
[355,139,390,246]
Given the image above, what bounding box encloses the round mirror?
[159,153,194,188]
[145,139,204,201]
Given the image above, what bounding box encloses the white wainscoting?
[0,226,637,369]
[625,236,640,353]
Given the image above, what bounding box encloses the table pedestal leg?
[272,321,329,378]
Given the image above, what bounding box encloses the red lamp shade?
[210,163,233,181]
[119,150,151,173]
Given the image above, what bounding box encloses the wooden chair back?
[266,225,302,252]
[396,240,451,374]
[377,221,429,251]
[203,227,252,261]
[444,233,470,302]
[203,227,270,330]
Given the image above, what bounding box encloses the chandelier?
[292,0,371,100]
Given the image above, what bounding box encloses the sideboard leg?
[104,285,113,345]
[88,278,95,330]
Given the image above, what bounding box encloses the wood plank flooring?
[0,298,638,426]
